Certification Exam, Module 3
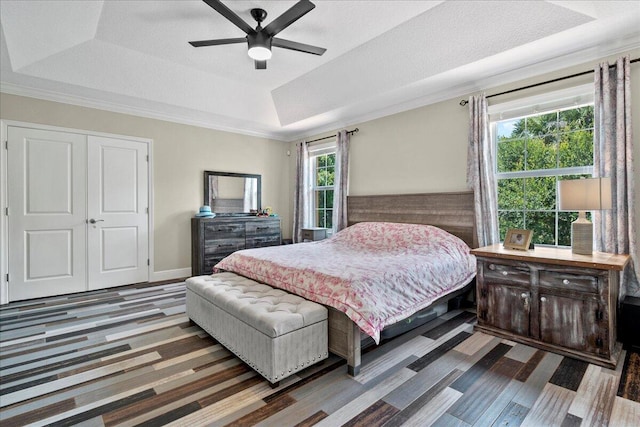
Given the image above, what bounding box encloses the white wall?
[0,94,291,280]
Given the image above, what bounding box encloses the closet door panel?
[7,127,87,300]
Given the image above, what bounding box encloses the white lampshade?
[558,177,612,255]
[558,177,612,211]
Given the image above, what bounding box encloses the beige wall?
[0,94,291,274]
[294,50,640,263]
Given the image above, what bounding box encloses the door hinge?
[5,274,8,282]
[146,155,149,162]
[147,259,150,266]
[595,309,604,321]
[146,207,149,214]
[4,140,7,150]
[5,207,8,216]
[596,337,603,348]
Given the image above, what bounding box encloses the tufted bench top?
[186,272,327,338]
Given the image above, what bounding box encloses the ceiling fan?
[189,0,326,70]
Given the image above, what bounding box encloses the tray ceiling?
[1,1,639,141]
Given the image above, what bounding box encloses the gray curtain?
[593,55,640,299]
[292,141,310,243]
[332,130,350,232]
[466,94,499,248]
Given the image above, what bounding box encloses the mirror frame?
[203,171,261,215]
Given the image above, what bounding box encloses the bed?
[217,191,477,375]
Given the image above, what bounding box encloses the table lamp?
[558,177,612,255]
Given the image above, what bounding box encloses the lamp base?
[571,215,593,255]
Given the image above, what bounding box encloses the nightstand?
[470,244,630,368]
[301,227,328,242]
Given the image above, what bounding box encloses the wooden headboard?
[347,191,477,248]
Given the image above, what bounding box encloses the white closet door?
[87,136,149,289]
[7,127,87,300]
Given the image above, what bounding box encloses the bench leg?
[269,381,280,389]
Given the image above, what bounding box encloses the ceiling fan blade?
[189,37,246,47]
[203,0,253,34]
[263,0,315,37]
[272,38,326,56]
[255,60,267,70]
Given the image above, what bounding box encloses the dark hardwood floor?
[1,281,638,426]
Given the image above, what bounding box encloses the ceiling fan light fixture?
[248,45,272,60]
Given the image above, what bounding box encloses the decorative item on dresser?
[471,244,630,368]
[191,216,281,276]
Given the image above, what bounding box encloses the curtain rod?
[305,128,359,144]
[459,57,640,106]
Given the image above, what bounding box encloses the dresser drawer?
[539,270,599,294]
[481,261,530,286]
[246,235,281,248]
[246,220,280,236]
[204,222,245,240]
[204,238,245,256]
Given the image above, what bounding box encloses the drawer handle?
[521,293,528,299]
[502,271,508,276]
[562,279,570,285]
[218,244,234,248]
[540,297,547,302]
[256,226,269,230]
[488,264,496,270]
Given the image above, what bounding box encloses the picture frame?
[503,228,533,251]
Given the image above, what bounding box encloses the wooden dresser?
[191,216,281,276]
[471,244,629,368]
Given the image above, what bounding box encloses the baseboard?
[151,267,192,283]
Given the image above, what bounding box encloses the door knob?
[89,219,104,224]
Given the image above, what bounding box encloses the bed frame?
[329,191,477,375]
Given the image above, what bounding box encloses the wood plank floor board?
[548,356,590,392]
[446,355,524,424]
[490,401,530,427]
[407,331,472,372]
[521,383,575,426]
[1,280,638,426]
[449,342,513,393]
[512,351,564,409]
[382,368,464,427]
[466,378,524,426]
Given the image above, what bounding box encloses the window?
[491,86,594,246]
[309,144,335,229]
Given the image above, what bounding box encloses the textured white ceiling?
[1,1,639,141]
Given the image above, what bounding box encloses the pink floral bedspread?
[215,222,476,343]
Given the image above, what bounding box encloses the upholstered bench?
[186,272,328,385]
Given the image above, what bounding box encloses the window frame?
[489,84,595,247]
[308,141,336,232]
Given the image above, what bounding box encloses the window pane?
[498,178,524,210]
[327,153,336,166]
[325,210,333,229]
[559,106,593,131]
[558,212,576,246]
[497,139,525,172]
[316,190,325,208]
[559,130,593,168]
[317,155,327,167]
[524,176,555,210]
[325,166,335,186]
[497,118,524,139]
[315,210,324,228]
[326,189,334,209]
[498,211,524,241]
[525,137,557,170]
[526,212,556,245]
[526,112,558,137]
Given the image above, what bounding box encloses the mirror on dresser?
[204,171,261,215]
